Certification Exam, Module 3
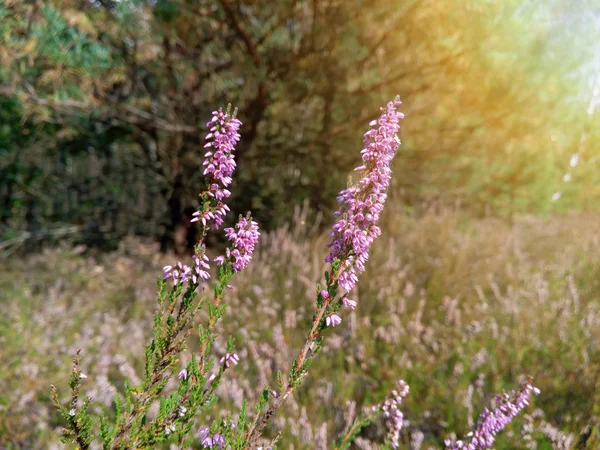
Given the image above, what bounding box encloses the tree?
[1,0,598,251]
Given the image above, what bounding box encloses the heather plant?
[4,210,599,448]
[45,99,546,449]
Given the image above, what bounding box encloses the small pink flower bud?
[325,314,342,327]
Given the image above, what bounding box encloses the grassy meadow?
[1,206,599,449]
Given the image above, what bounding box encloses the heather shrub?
[1,99,598,448]
[3,213,600,448]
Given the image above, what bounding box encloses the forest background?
[1,0,600,448]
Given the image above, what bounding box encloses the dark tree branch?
[345,52,464,96]
[219,0,261,67]
[0,85,197,134]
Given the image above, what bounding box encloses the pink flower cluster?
[199,427,225,448]
[163,253,211,285]
[326,97,404,295]
[163,107,261,287]
[446,383,540,450]
[383,380,410,449]
[216,216,260,272]
[325,314,342,327]
[325,297,357,327]
[220,352,240,368]
[192,108,242,230]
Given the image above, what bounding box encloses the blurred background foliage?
[1,0,599,253]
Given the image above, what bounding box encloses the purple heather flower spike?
[178,368,188,380]
[446,382,540,450]
[197,108,242,230]
[164,258,208,286]
[383,380,410,449]
[326,97,404,297]
[223,216,260,272]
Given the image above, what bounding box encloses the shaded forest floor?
[1,209,599,449]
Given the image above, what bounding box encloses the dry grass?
[1,207,599,449]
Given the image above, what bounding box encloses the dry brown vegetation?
[1,206,599,448]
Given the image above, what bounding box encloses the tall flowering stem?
[108,107,247,448]
[151,108,258,448]
[326,95,404,293]
[446,379,540,450]
[54,106,259,450]
[193,107,242,231]
[382,380,410,448]
[246,97,404,447]
[51,350,92,449]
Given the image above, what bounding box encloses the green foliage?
[51,351,93,449]
[333,411,377,450]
